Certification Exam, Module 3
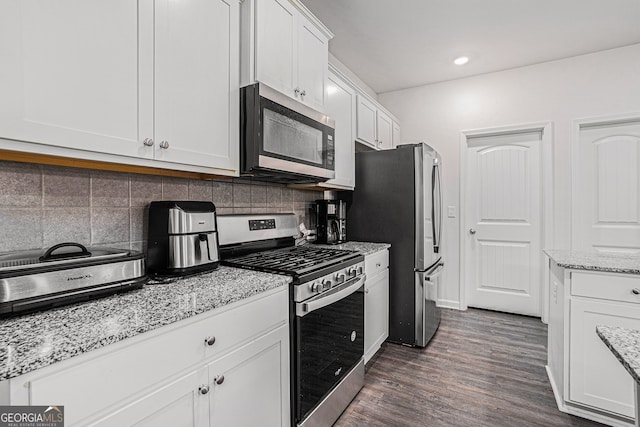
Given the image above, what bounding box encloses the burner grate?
[224,246,358,276]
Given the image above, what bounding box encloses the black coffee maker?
[314,200,347,244]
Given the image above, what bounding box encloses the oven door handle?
[296,274,366,317]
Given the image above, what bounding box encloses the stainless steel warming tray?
[0,242,146,316]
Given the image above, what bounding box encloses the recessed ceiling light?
[454,56,469,66]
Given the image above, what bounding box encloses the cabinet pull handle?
[215,375,225,385]
[143,138,154,147]
[204,336,216,346]
[199,384,210,395]
[159,140,170,149]
[632,288,640,295]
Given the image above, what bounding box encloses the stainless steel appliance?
[146,201,220,276]
[0,242,145,316]
[345,142,444,347]
[314,199,347,245]
[240,82,336,183]
[217,213,365,427]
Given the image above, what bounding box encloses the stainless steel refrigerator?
[344,143,443,347]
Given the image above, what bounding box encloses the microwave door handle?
[296,275,366,317]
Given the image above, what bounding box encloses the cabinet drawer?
[365,250,389,279]
[25,288,288,426]
[571,271,640,304]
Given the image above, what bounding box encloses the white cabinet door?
[364,269,389,364]
[569,297,640,417]
[324,71,356,189]
[356,95,377,148]
[0,0,146,158]
[376,110,393,150]
[392,121,401,148]
[256,0,298,101]
[92,368,209,427]
[209,325,290,427]
[154,0,238,170]
[297,17,328,111]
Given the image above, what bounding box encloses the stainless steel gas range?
[218,213,365,427]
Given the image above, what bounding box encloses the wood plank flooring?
[335,308,604,427]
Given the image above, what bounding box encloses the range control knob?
[347,267,358,277]
[321,279,333,291]
[311,282,323,293]
[335,273,346,284]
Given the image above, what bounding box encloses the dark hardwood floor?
[336,308,604,427]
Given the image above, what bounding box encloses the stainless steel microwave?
[240,83,335,183]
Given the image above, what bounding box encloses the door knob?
[469,228,476,235]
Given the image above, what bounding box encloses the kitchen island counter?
[0,266,291,381]
[312,241,391,256]
[597,325,640,384]
[544,249,640,275]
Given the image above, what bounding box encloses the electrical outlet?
[447,206,456,218]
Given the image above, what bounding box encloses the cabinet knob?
[204,336,216,346]
[632,288,640,295]
[469,228,476,235]
[143,138,154,147]
[376,263,381,268]
[300,89,306,99]
[199,384,209,395]
[215,375,225,385]
[294,87,301,97]
[159,140,170,149]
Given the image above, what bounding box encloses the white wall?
[378,44,640,308]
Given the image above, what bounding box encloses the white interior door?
[573,120,640,253]
[465,131,542,316]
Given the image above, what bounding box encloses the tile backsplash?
[0,161,322,253]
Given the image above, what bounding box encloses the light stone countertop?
[544,250,640,275]
[0,266,291,381]
[596,325,640,384]
[310,241,391,256]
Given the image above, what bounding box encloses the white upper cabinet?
[152,0,239,171]
[376,110,393,150]
[0,0,142,158]
[242,0,332,112]
[356,95,378,147]
[392,121,401,147]
[323,68,357,190]
[0,0,239,175]
[356,93,399,150]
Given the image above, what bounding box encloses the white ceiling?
[300,0,640,94]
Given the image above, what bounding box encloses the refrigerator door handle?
[425,262,444,280]
[432,162,442,254]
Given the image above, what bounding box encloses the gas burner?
[223,245,359,277]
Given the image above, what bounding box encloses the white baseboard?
[437,299,462,310]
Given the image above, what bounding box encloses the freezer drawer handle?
[297,275,366,317]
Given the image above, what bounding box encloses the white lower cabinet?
[209,325,289,427]
[364,249,389,364]
[547,262,640,426]
[92,368,210,426]
[569,298,640,418]
[3,288,289,427]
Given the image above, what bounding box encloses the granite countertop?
[311,241,391,256]
[0,266,291,381]
[544,249,640,275]
[596,325,640,384]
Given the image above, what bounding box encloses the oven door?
[294,275,365,422]
[241,83,335,181]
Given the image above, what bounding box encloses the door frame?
[459,121,554,322]
[571,112,640,251]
